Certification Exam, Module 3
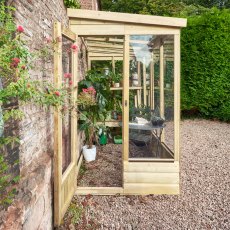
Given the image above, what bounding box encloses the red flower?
[11,58,20,68]
[71,44,78,53]
[21,65,26,70]
[17,25,24,33]
[54,91,60,96]
[69,80,73,86]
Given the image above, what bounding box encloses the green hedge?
[181,8,230,121]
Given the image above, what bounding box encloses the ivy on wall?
[181,8,230,121]
[64,0,81,9]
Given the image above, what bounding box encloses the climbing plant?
[0,4,71,207]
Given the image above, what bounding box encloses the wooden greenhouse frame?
[53,9,187,226]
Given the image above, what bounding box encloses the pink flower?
[64,73,72,78]
[82,88,88,93]
[69,80,73,86]
[54,91,60,96]
[17,25,24,33]
[88,86,96,94]
[45,37,52,43]
[71,44,78,52]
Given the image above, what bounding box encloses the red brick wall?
[80,0,100,10]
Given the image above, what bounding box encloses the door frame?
[53,21,79,226]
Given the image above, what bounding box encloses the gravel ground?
[61,119,230,229]
[77,144,122,187]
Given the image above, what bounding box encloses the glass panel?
[164,37,174,153]
[77,36,124,187]
[129,35,174,160]
[62,35,73,173]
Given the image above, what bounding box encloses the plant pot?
[151,118,164,126]
[132,73,139,86]
[166,83,171,88]
[111,111,118,120]
[117,114,122,121]
[132,79,139,86]
[82,145,96,162]
[114,82,120,88]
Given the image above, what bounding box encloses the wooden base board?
[75,185,179,195]
[75,187,123,195]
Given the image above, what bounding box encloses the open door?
[53,22,78,226]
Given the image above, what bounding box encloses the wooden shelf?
[97,120,121,127]
[110,86,143,90]
[110,86,173,91]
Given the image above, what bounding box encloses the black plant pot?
[151,118,164,126]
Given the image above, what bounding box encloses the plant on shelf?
[77,86,98,162]
[78,70,114,120]
[110,72,122,88]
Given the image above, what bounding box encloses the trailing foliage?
[181,8,230,121]
[0,4,71,207]
[63,0,81,9]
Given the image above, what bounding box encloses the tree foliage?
[101,0,230,13]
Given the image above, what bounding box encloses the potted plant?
[151,107,165,126]
[132,72,139,86]
[77,86,98,162]
[110,72,122,88]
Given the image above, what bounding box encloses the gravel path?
[62,119,230,229]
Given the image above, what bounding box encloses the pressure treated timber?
[160,42,165,142]
[75,185,179,195]
[97,120,121,127]
[75,187,124,195]
[174,34,181,162]
[68,9,187,28]
[143,61,147,106]
[128,158,174,162]
[62,26,76,41]
[70,24,125,36]
[54,21,62,227]
[124,162,179,173]
[123,184,179,195]
[123,35,130,162]
[124,172,179,184]
[89,56,124,61]
[54,22,78,227]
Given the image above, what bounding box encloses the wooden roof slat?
[68,9,187,28]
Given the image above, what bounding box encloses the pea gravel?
[64,119,230,229]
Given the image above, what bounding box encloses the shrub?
[64,0,80,9]
[181,8,230,121]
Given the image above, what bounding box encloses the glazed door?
[53,22,78,226]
